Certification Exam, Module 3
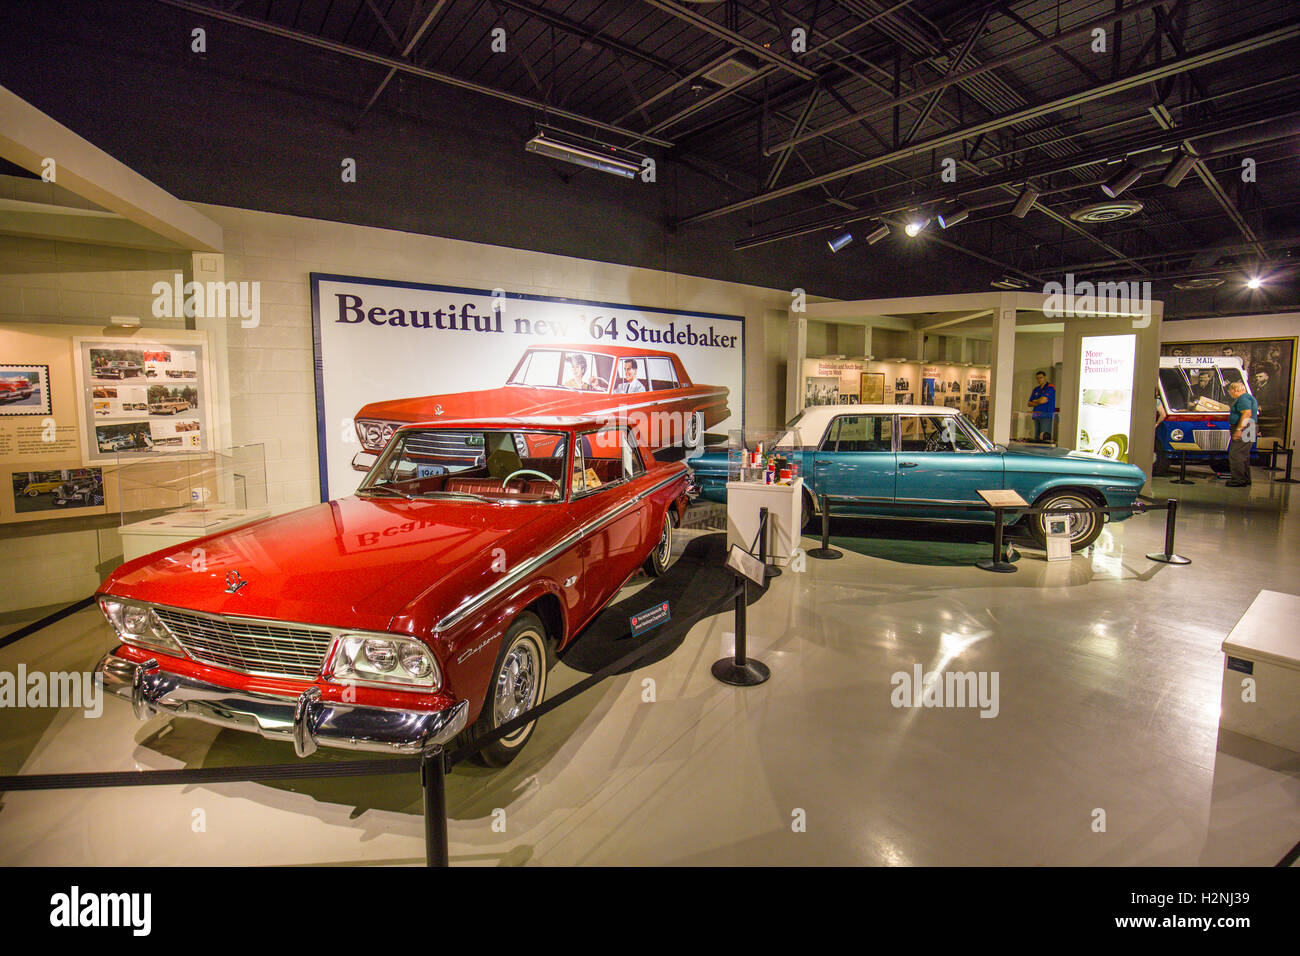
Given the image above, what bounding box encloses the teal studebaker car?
[689,404,1148,551]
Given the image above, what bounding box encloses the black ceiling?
[5,0,1300,317]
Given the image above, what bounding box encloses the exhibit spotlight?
[937,205,970,229]
[905,216,930,237]
[1161,151,1197,188]
[1102,163,1143,198]
[827,231,854,253]
[1247,275,1263,289]
[1010,184,1039,218]
[865,223,891,245]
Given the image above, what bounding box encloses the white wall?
[1162,312,1300,448]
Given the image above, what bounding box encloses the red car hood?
[101,497,567,634]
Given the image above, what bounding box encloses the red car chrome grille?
[152,606,333,680]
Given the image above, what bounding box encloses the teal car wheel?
[1029,490,1103,552]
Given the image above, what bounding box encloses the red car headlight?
[325,632,441,690]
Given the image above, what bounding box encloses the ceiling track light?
[865,223,890,245]
[1101,163,1143,198]
[1161,151,1198,188]
[525,127,642,179]
[827,231,854,253]
[1010,185,1040,219]
[904,216,930,237]
[1246,275,1263,290]
[937,205,969,229]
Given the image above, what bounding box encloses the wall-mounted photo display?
[75,338,210,463]
[805,376,840,406]
[859,372,885,404]
[10,467,105,514]
[0,364,51,416]
[897,393,914,405]
[894,377,910,391]
[1160,336,1295,444]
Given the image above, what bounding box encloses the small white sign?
[1045,516,1072,561]
[977,489,1028,508]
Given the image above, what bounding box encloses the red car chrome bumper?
[96,651,468,757]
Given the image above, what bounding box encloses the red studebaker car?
[0,377,33,402]
[96,416,690,766]
[350,344,730,472]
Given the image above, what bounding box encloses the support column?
[909,329,926,363]
[785,308,807,422]
[191,252,234,501]
[862,326,874,361]
[987,297,1017,444]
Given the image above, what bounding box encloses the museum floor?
[2,469,1297,866]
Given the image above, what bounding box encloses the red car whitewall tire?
[461,612,551,767]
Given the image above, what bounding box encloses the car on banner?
[349,344,730,473]
[95,416,691,766]
[1154,356,1255,475]
[1077,388,1133,461]
[688,404,1147,551]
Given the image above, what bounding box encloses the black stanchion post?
[422,745,450,867]
[757,506,782,578]
[1172,449,1193,485]
[712,576,771,686]
[1279,445,1299,484]
[1146,498,1191,565]
[976,505,1018,573]
[808,493,842,559]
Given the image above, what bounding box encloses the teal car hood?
[1002,443,1145,483]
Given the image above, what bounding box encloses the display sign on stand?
[1076,333,1136,461]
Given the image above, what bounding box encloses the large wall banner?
[310,274,746,499]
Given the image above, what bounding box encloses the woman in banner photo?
[1027,370,1056,441]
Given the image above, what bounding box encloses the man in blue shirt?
[1027,371,1056,442]
[1225,381,1259,487]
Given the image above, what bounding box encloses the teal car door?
[894,414,1004,518]
[809,413,896,513]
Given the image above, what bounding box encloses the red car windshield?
[358,428,568,503]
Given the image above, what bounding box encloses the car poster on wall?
[74,338,211,464]
[311,274,745,499]
[0,364,51,416]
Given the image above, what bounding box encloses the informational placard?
[628,601,671,638]
[977,488,1028,509]
[311,274,745,499]
[726,543,767,586]
[1044,516,1072,561]
[1076,333,1136,461]
[73,337,212,464]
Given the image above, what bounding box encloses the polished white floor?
[1,471,1297,866]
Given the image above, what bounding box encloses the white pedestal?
[1220,590,1300,752]
[120,507,270,563]
[726,478,803,566]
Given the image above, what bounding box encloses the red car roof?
[529,343,682,360]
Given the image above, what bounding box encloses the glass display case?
[114,443,268,562]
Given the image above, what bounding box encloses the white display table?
[726,478,803,567]
[120,508,270,563]
[1220,590,1300,752]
